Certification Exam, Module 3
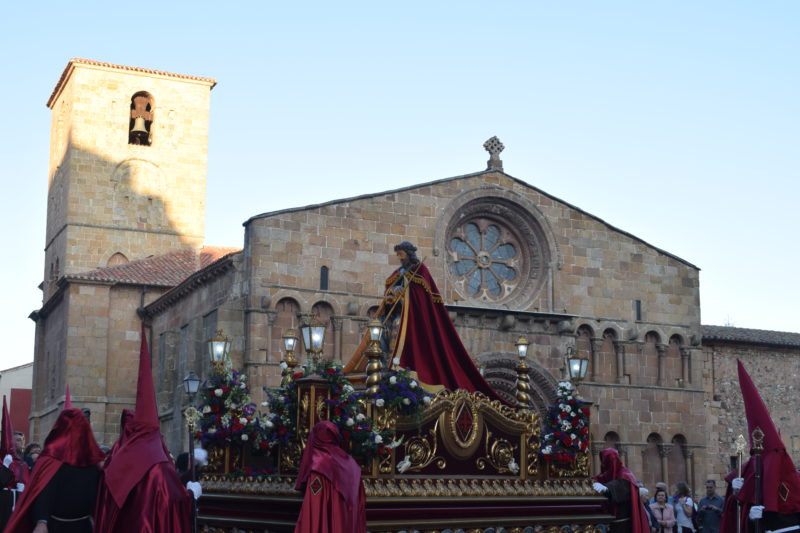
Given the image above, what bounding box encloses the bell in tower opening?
[129,91,154,145]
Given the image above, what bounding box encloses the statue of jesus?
[344,241,506,403]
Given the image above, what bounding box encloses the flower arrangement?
[539,381,590,464]
[262,360,432,463]
[195,369,272,450]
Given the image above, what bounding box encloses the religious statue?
[344,241,506,403]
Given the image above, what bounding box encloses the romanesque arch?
[643,432,663,488]
[478,351,558,414]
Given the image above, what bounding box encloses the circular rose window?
[443,195,550,308]
[449,219,520,300]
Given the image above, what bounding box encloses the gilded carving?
[476,429,519,474]
[402,421,446,472]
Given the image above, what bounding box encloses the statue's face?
[395,250,408,264]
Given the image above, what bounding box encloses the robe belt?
[768,526,800,533]
[51,514,92,522]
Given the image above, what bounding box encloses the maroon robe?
[719,361,800,533]
[1,396,30,530]
[344,261,507,403]
[3,408,103,533]
[594,448,650,533]
[295,422,366,533]
[94,324,193,533]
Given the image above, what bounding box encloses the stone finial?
[483,136,505,171]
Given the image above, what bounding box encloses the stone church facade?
[30,60,800,492]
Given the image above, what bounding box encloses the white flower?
[570,433,577,440]
[239,374,246,381]
[202,406,211,414]
[389,376,397,385]
[279,362,288,370]
[570,411,576,417]
[343,384,354,393]
[409,381,417,388]
[393,357,401,366]
[374,434,383,444]
[260,401,269,407]
[241,434,249,441]
[376,399,385,407]
[214,388,223,397]
[422,396,431,404]
[239,417,248,425]
[346,418,355,427]
[566,395,573,401]
[564,405,572,412]
[508,459,520,474]
[265,420,274,429]
[402,398,411,405]
[542,446,552,454]
[208,428,217,434]
[356,413,366,422]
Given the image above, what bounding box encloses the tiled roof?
[48,58,216,108]
[702,325,800,348]
[67,247,241,287]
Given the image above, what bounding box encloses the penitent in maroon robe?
[1,395,31,530]
[93,324,193,533]
[3,395,104,533]
[294,422,366,533]
[719,361,800,533]
[594,448,650,533]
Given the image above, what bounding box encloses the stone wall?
[43,61,213,300]
[703,341,800,483]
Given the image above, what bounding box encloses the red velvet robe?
[295,422,366,533]
[594,448,650,533]
[94,462,193,533]
[3,408,103,533]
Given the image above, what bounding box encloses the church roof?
[67,246,241,287]
[702,325,800,349]
[244,168,699,269]
[47,58,217,108]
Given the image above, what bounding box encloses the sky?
[1,2,798,369]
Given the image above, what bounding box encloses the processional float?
[191,318,613,533]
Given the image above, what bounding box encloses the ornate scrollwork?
[315,395,328,421]
[402,421,446,472]
[476,430,519,474]
[526,432,540,476]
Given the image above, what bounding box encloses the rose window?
[448,218,520,301]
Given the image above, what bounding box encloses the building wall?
[0,363,33,439]
[43,62,213,300]
[703,341,800,483]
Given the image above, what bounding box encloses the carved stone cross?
[483,136,505,171]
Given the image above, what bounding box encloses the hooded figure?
[1,396,30,529]
[3,386,104,533]
[93,324,196,533]
[592,448,650,533]
[294,421,366,533]
[719,361,800,533]
[344,241,507,403]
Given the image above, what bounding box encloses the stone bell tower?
[43,59,216,299]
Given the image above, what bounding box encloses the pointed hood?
[64,383,71,409]
[734,360,800,513]
[1,395,16,459]
[133,323,159,428]
[101,322,171,508]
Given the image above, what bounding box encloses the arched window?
[107,252,129,267]
[643,433,664,488]
[129,91,154,146]
[669,434,689,487]
[54,257,59,278]
[320,266,329,291]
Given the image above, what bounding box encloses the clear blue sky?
[2,2,798,368]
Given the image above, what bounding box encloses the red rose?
[259,441,268,450]
[293,371,304,379]
[342,430,351,440]
[559,412,568,419]
[571,420,579,428]
[581,408,590,416]
[326,367,335,375]
[278,426,287,436]
[211,405,220,413]
[222,386,229,393]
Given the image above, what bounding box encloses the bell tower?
[43,59,216,299]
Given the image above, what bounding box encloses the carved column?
[656,344,667,387]
[687,449,696,492]
[658,444,671,487]
[331,317,343,362]
[264,311,277,362]
[680,347,691,386]
[619,445,628,467]
[613,341,626,384]
[591,442,604,476]
[590,338,603,382]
